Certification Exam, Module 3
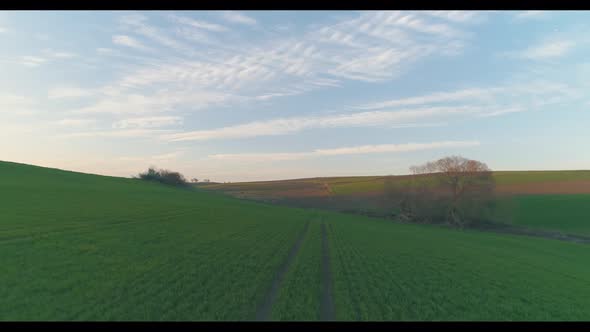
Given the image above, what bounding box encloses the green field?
[493,171,590,185]
[324,171,590,196]
[500,194,590,236]
[2,161,590,320]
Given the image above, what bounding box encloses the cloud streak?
[162,106,479,142]
[519,40,574,59]
[221,11,257,25]
[112,35,152,52]
[112,116,183,129]
[513,11,549,20]
[208,140,481,162]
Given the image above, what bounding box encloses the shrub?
[136,167,188,187]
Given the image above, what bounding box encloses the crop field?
[2,161,590,320]
[327,213,590,320]
[201,171,590,237]
[499,194,590,236]
[201,171,590,198]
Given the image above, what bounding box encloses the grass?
[499,194,590,236]
[0,161,309,320]
[270,220,322,321]
[492,170,590,185]
[327,213,590,320]
[2,160,590,320]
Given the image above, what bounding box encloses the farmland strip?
[320,223,335,320]
[255,221,310,321]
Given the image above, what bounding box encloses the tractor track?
[254,221,310,321]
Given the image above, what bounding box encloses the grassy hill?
[200,171,590,236]
[2,161,590,320]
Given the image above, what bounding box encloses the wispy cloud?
[168,14,228,32]
[513,11,549,21]
[422,11,484,23]
[120,14,194,53]
[356,87,501,110]
[220,11,257,25]
[0,27,7,33]
[20,56,47,67]
[506,40,575,60]
[89,10,480,116]
[112,116,183,129]
[208,140,480,162]
[163,79,579,142]
[42,49,77,58]
[48,87,93,99]
[478,107,526,117]
[72,90,234,115]
[112,35,152,52]
[355,80,578,115]
[59,128,178,139]
[162,106,478,142]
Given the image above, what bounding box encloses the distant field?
[200,170,590,238]
[3,161,590,320]
[201,171,590,198]
[500,194,590,236]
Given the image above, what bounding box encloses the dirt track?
[255,221,310,321]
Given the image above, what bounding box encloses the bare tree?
[386,156,496,228]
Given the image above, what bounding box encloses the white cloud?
[221,11,257,25]
[58,129,177,139]
[508,40,575,60]
[356,87,502,110]
[52,52,77,58]
[112,116,183,129]
[0,27,6,33]
[48,87,93,99]
[356,80,578,115]
[314,140,480,156]
[20,56,47,67]
[162,78,579,142]
[97,47,117,55]
[208,140,480,162]
[514,11,549,20]
[422,11,483,23]
[478,107,526,117]
[162,106,478,142]
[120,15,194,53]
[169,14,228,32]
[72,90,234,115]
[112,35,152,52]
[106,10,479,103]
[42,49,77,58]
[17,51,77,67]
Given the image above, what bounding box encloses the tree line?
[385,155,496,228]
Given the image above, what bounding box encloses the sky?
[1,10,590,182]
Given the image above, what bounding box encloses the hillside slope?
[2,161,590,320]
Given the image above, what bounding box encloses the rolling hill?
[200,171,590,236]
[2,160,590,320]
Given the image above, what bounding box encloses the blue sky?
[1,10,590,181]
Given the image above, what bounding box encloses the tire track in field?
[320,223,335,320]
[255,221,310,321]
